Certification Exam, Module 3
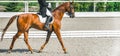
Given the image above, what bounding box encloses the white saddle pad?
[37,15,54,24]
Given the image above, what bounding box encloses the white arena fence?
[0,1,120,12]
[0,1,120,38]
[0,1,120,17]
[0,12,120,18]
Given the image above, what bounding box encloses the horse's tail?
[1,15,18,41]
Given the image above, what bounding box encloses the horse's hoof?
[64,52,68,54]
[30,51,33,54]
[31,52,33,54]
[26,51,33,54]
[38,50,42,53]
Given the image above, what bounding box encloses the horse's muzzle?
[70,15,75,18]
[66,12,75,18]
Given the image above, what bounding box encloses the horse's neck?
[53,6,66,21]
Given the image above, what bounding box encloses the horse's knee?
[45,39,49,43]
[12,35,19,41]
[13,32,22,39]
[24,38,28,42]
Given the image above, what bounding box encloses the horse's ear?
[72,0,74,3]
[69,0,74,3]
[69,0,74,5]
[72,0,74,2]
[71,0,74,5]
[70,1,74,5]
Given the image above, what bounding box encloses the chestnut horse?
[1,2,75,53]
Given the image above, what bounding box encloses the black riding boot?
[44,16,52,31]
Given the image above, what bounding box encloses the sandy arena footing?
[1,37,120,56]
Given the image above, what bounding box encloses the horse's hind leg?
[24,31,33,53]
[8,31,22,53]
[39,31,52,53]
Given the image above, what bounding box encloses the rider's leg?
[44,16,52,31]
[37,0,51,31]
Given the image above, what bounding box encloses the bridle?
[67,2,74,18]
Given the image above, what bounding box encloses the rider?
[37,0,52,31]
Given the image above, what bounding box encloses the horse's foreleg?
[8,31,22,53]
[54,29,67,54]
[24,31,33,53]
[39,31,53,53]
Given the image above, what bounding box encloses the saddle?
[37,15,54,24]
[37,8,54,24]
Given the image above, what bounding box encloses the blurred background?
[0,0,119,12]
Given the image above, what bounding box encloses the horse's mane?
[52,2,69,12]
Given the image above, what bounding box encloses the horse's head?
[65,2,75,18]
[52,2,75,18]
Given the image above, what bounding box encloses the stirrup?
[44,25,50,31]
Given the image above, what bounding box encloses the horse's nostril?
[70,15,75,18]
